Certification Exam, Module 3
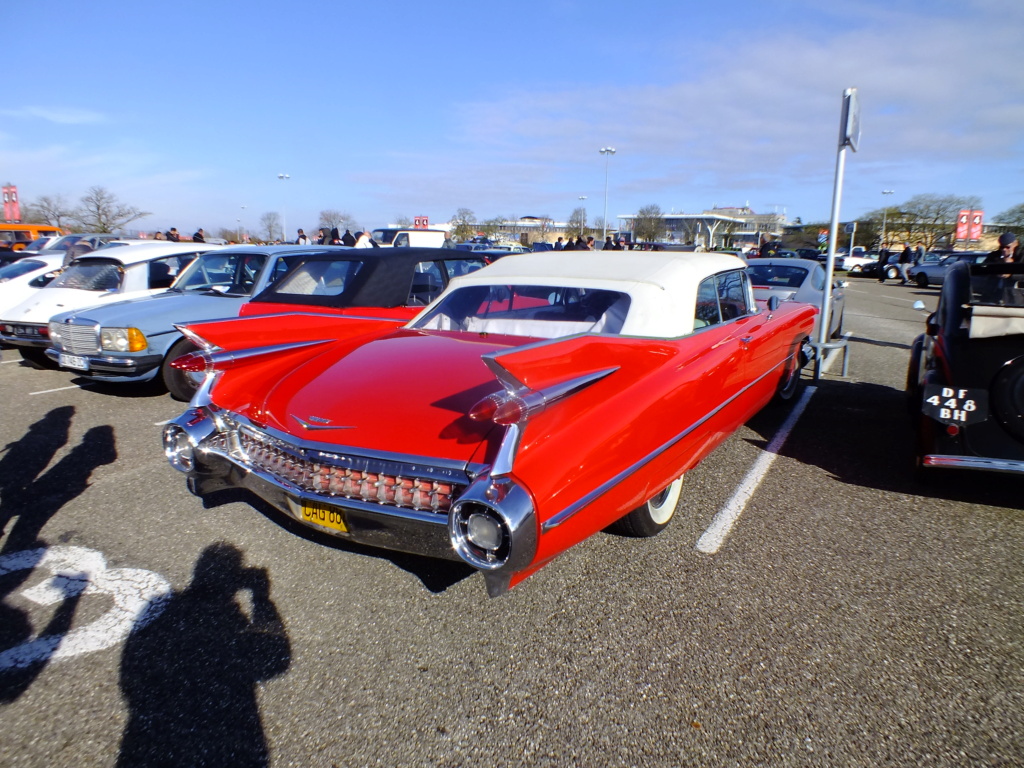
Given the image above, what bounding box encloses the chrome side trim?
[541,357,788,532]
[922,455,1024,474]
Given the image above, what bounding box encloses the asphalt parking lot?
[0,281,1021,767]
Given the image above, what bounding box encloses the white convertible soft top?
[425,250,748,338]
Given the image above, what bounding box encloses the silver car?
[907,252,989,288]
[746,257,846,339]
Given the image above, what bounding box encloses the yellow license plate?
[300,501,348,533]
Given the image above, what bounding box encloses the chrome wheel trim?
[647,476,684,525]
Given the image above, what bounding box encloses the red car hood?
[242,330,521,465]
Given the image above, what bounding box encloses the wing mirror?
[767,295,780,311]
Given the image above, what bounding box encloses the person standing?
[915,242,926,265]
[295,229,309,245]
[341,229,356,247]
[554,237,564,251]
[602,236,614,250]
[898,242,913,284]
[192,228,205,243]
[877,248,890,283]
[166,228,180,242]
[154,231,165,240]
[986,232,1019,263]
[353,231,372,248]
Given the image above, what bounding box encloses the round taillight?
[469,392,502,422]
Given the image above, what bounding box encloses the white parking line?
[696,338,848,554]
[29,385,85,396]
[696,386,816,554]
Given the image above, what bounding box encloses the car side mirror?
[767,295,780,311]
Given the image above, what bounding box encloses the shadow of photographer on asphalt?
[117,542,291,767]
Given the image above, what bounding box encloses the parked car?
[10,233,122,262]
[0,253,65,315]
[907,259,1024,474]
[907,252,989,288]
[745,258,846,339]
[852,252,898,279]
[162,251,816,597]
[370,228,448,248]
[0,242,223,367]
[46,245,308,398]
[842,251,878,273]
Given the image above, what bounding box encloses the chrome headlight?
[100,327,147,352]
[47,321,63,345]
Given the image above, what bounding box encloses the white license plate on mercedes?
[59,353,89,371]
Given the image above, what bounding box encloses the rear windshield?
[746,264,808,288]
[50,259,123,291]
[413,284,630,338]
[271,259,366,296]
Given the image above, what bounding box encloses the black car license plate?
[922,385,988,425]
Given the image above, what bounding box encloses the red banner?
[2,185,19,222]
[969,211,984,241]
[955,210,970,241]
[413,216,429,229]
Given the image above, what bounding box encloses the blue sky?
[3,0,1022,236]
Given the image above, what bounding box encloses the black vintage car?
[907,259,1024,474]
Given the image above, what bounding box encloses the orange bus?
[0,223,66,251]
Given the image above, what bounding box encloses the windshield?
[371,230,397,245]
[0,259,48,281]
[413,284,630,338]
[174,251,268,295]
[49,259,123,291]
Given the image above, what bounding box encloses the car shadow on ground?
[69,376,170,399]
[744,378,1022,508]
[199,488,475,594]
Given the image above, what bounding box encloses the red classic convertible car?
[163,251,816,596]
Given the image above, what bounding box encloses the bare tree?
[450,208,477,241]
[22,194,77,229]
[318,209,357,232]
[70,186,150,233]
[566,207,588,241]
[634,204,664,242]
[873,193,982,250]
[480,217,505,240]
[260,211,281,242]
[392,215,413,229]
[993,203,1024,231]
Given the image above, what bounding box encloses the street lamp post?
[239,205,246,243]
[578,195,587,239]
[599,147,615,241]
[278,173,290,242]
[880,189,894,252]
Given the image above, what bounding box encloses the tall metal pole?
[880,189,893,251]
[599,147,615,241]
[578,196,587,240]
[814,87,860,379]
[278,173,290,242]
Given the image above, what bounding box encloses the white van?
[371,228,448,248]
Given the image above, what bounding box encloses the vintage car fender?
[473,302,815,582]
